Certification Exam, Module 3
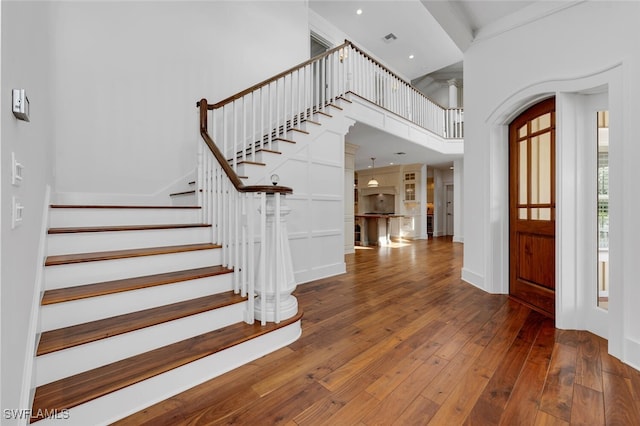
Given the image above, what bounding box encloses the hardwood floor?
[117,238,640,425]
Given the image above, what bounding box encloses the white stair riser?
[45,249,221,289]
[47,227,211,256]
[234,162,265,178]
[40,273,234,331]
[36,302,247,386]
[268,140,297,154]
[35,320,301,426]
[252,150,282,164]
[49,208,202,228]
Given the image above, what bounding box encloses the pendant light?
[367,157,379,187]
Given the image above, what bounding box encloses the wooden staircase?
[31,204,302,425]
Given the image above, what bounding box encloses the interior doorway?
[509,97,556,318]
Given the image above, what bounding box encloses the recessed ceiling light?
[356,9,363,15]
[409,54,414,59]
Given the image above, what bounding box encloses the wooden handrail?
[198,98,292,195]
[205,39,449,112]
[208,41,351,110]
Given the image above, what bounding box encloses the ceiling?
[308,0,556,171]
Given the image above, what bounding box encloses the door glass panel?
[538,132,552,204]
[597,111,609,310]
[538,208,551,220]
[531,136,539,204]
[530,133,552,206]
[519,208,527,220]
[519,140,528,204]
[519,124,528,138]
[531,113,551,132]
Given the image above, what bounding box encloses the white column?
[255,194,297,323]
[448,79,459,108]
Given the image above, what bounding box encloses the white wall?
[462,1,640,367]
[274,119,354,284]
[50,1,309,202]
[1,1,55,418]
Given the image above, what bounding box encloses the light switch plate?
[12,152,24,186]
[12,197,24,229]
[12,89,30,122]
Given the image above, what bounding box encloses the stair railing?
[197,99,296,325]
[202,40,463,177]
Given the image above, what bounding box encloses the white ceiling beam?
[419,0,474,52]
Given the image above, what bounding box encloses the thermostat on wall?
[12,89,30,122]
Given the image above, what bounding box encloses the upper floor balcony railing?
[203,40,463,173]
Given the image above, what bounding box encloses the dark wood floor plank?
[113,238,639,425]
[575,330,604,392]
[465,309,544,425]
[603,370,640,425]
[570,383,605,425]
[498,317,556,425]
[539,342,578,422]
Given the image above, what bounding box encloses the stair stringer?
[34,320,301,426]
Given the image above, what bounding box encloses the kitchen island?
[355,214,404,246]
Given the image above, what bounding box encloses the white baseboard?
[461,267,485,290]
[624,337,640,372]
[295,262,346,285]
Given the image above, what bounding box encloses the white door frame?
[483,64,623,357]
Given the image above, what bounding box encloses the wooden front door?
[509,97,556,317]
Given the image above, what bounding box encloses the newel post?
[255,193,297,323]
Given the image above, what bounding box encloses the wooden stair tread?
[45,243,220,266]
[37,292,247,355]
[274,137,296,144]
[32,310,303,417]
[336,95,353,103]
[289,127,309,134]
[169,190,196,197]
[50,205,200,209]
[42,265,233,305]
[48,223,210,234]
[235,160,265,166]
